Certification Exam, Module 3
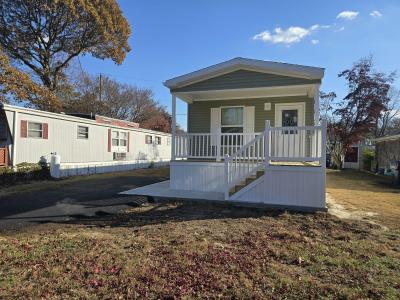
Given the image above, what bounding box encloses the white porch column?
[314,84,321,125]
[171,94,176,160]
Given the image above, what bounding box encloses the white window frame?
[145,135,153,144]
[77,125,89,139]
[27,122,43,138]
[111,130,128,152]
[155,136,161,145]
[220,106,245,133]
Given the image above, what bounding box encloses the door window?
[282,109,298,134]
[282,110,298,127]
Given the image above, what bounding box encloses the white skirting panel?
[59,160,169,178]
[233,165,325,209]
[170,161,226,192]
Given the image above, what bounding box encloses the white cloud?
[370,10,383,18]
[311,39,319,45]
[253,24,325,45]
[336,10,359,20]
[335,26,345,32]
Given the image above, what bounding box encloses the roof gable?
[164,57,324,91]
[171,69,321,93]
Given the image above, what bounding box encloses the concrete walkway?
[121,180,225,201]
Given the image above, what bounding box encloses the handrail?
[224,132,264,164]
[224,122,269,200]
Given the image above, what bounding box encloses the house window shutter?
[210,107,220,146]
[127,132,130,152]
[42,123,48,139]
[244,106,255,133]
[108,129,111,152]
[20,120,27,138]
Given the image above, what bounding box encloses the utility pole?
[99,73,102,102]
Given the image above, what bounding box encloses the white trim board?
[174,84,317,103]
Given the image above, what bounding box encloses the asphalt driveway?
[0,167,169,231]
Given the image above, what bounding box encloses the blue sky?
[80,0,400,130]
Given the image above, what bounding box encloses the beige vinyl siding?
[187,96,314,133]
[172,69,320,93]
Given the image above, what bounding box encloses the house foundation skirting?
[170,161,325,209]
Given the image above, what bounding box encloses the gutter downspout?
[11,110,17,167]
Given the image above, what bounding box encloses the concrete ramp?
[121,180,225,201]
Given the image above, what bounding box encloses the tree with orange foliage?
[0,0,131,110]
[0,50,60,110]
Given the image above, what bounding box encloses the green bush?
[362,149,375,171]
[0,162,50,186]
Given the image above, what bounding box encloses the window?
[145,135,153,144]
[282,110,298,127]
[28,122,43,138]
[77,126,89,139]
[221,107,243,133]
[282,109,298,134]
[112,131,119,146]
[120,132,128,146]
[167,137,171,146]
[155,136,161,145]
[112,130,128,147]
[345,147,359,163]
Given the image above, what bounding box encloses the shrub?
[362,148,375,171]
[0,162,50,186]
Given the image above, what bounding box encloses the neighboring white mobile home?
[0,104,171,175]
[124,57,328,211]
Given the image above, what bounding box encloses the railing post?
[224,154,229,200]
[216,129,221,161]
[264,120,270,169]
[321,119,327,168]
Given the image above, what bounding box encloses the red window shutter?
[42,123,48,139]
[20,120,27,138]
[127,132,130,152]
[108,129,111,152]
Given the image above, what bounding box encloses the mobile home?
[0,103,171,176]
[125,58,327,211]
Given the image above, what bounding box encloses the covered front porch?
[129,58,327,210]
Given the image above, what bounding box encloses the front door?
[274,103,305,158]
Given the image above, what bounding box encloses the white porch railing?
[173,120,327,200]
[174,132,260,160]
[269,124,325,164]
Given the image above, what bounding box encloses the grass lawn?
[0,169,399,299]
[327,169,400,230]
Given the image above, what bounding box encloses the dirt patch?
[326,192,387,229]
[326,169,400,230]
